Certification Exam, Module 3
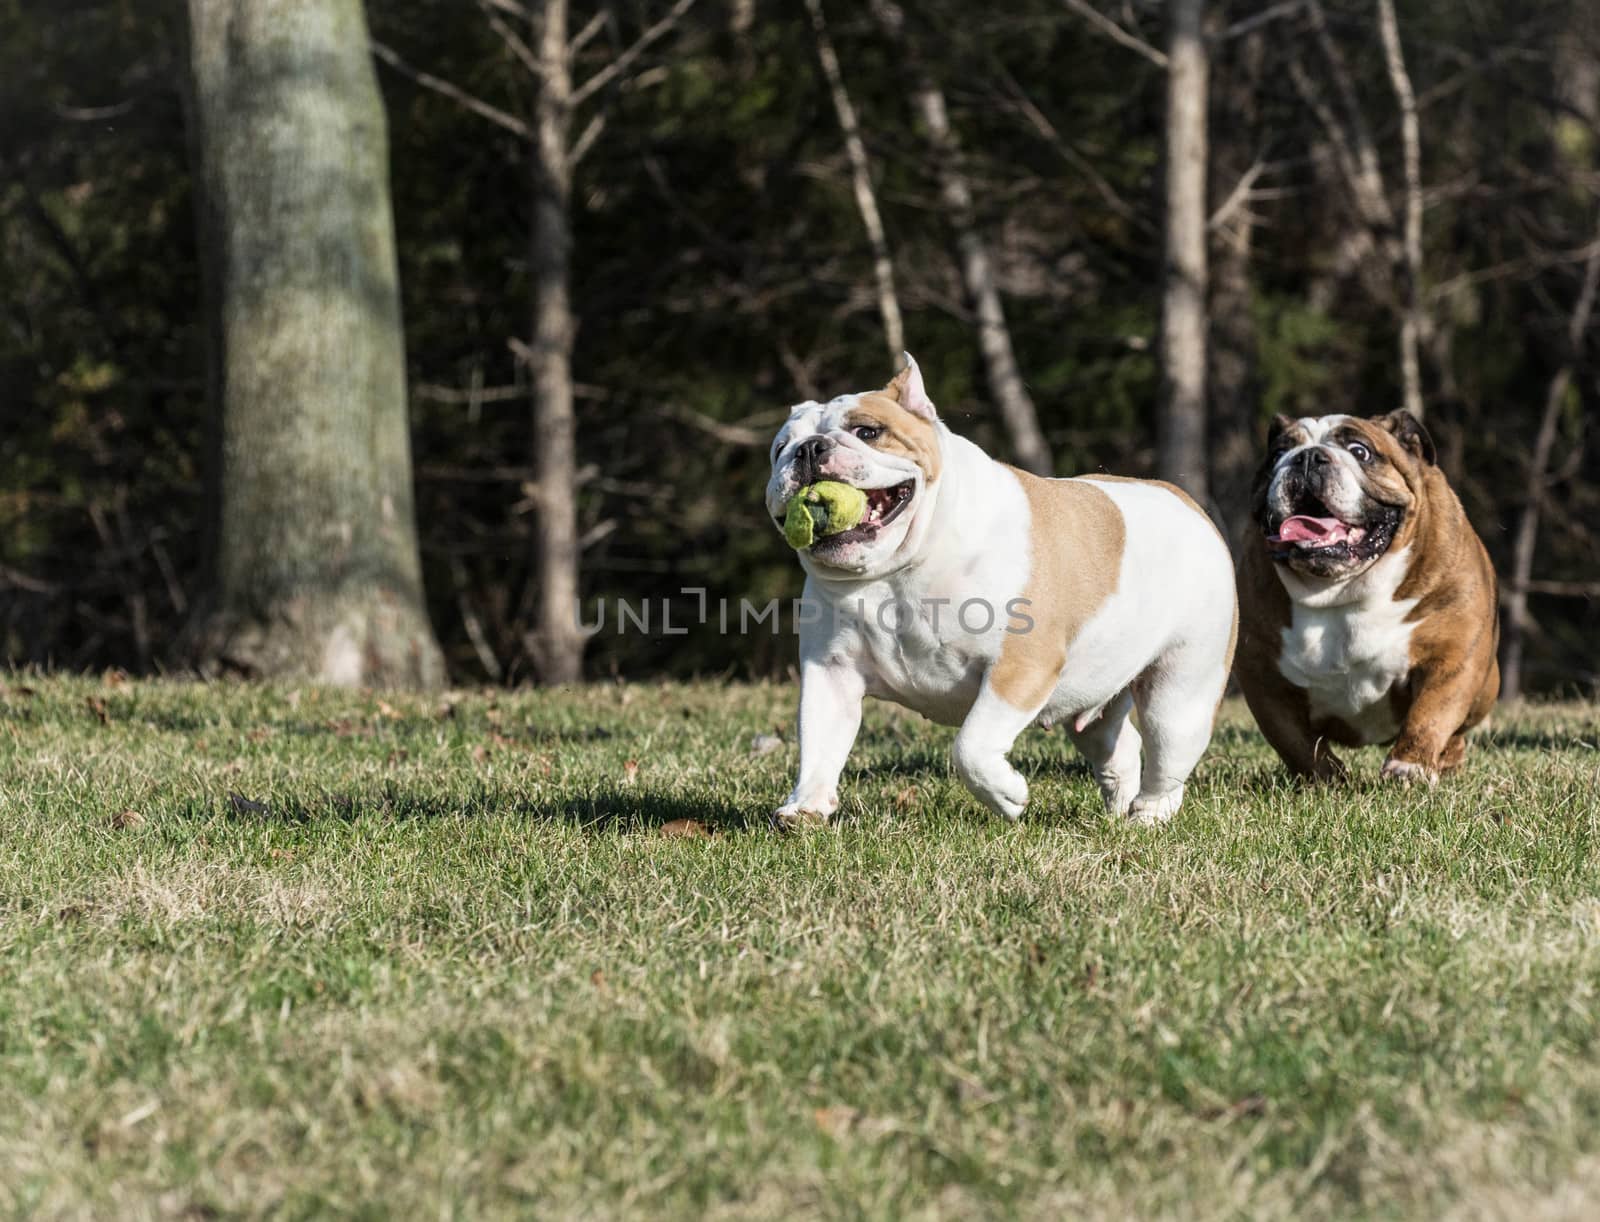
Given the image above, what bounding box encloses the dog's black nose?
[1296,447,1331,470]
[794,436,828,484]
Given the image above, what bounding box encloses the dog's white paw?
[965,765,1029,822]
[1127,785,1184,826]
[1380,757,1438,787]
[952,739,1030,821]
[987,778,1029,822]
[771,794,836,831]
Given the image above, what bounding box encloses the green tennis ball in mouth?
[783,480,869,549]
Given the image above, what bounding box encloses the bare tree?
[186,0,444,687]
[1158,0,1210,502]
[1208,23,1268,534]
[803,0,904,362]
[1292,0,1430,417]
[525,0,584,684]
[1500,233,1600,699]
[869,0,1051,474]
[1377,0,1425,420]
[374,0,696,684]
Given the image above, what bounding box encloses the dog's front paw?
[960,766,1029,821]
[1380,756,1438,787]
[952,742,1029,822]
[771,800,834,832]
[1127,784,1185,826]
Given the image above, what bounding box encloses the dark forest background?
[2,0,1597,693]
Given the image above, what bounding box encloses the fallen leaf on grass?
[750,733,784,757]
[375,699,400,720]
[471,744,490,764]
[387,749,410,766]
[247,727,273,744]
[109,809,144,829]
[591,969,607,990]
[658,819,709,839]
[103,669,128,689]
[228,792,269,816]
[85,695,110,725]
[893,785,920,810]
[622,760,640,786]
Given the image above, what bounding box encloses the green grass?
[1,676,1598,1218]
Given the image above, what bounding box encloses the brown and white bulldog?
[766,354,1238,827]
[1234,410,1499,784]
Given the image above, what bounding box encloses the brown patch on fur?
[989,472,1124,712]
[1387,457,1499,769]
[1235,411,1499,778]
[844,392,942,484]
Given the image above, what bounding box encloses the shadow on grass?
[195,783,755,835]
[1481,728,1599,752]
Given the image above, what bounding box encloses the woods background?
[2,0,1597,694]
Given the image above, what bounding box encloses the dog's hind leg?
[1127,644,1229,825]
[1067,687,1141,816]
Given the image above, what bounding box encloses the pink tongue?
[1276,515,1349,544]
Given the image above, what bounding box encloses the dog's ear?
[884,352,937,422]
[1379,409,1435,466]
[1266,413,1295,448]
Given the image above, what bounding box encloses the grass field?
[1,676,1599,1218]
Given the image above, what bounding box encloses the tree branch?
[1215,0,1307,43]
[569,9,608,55]
[991,60,1149,231]
[371,40,532,140]
[1059,0,1168,68]
[569,0,699,111]
[568,111,607,167]
[803,0,904,360]
[476,0,544,81]
[1208,158,1267,232]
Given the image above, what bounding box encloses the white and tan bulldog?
[1234,410,1499,783]
[765,354,1238,828]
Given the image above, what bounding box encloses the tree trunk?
[869,0,1051,475]
[1208,24,1265,539]
[804,0,905,362]
[1501,239,1600,702]
[1158,0,1209,503]
[1377,0,1425,420]
[186,0,443,687]
[525,0,585,685]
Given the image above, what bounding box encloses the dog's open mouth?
[813,479,915,548]
[1267,495,1400,567]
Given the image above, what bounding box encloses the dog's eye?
[1347,441,1373,463]
[853,425,883,443]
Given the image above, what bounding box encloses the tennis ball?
[783,480,868,549]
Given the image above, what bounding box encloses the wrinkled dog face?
[766,355,944,577]
[1252,410,1435,580]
